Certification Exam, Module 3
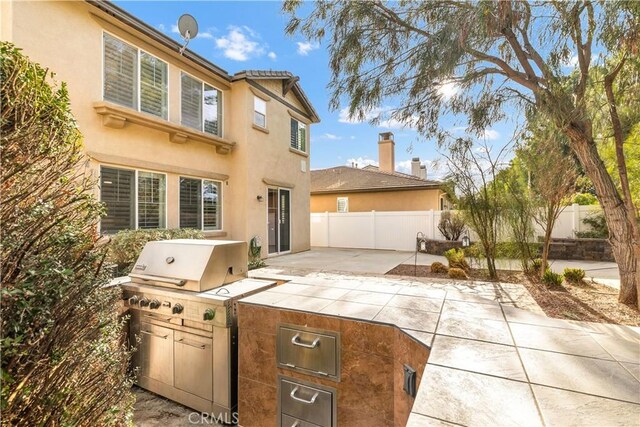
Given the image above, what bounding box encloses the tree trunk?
[540,225,553,280]
[564,125,639,307]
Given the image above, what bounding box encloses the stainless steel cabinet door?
[139,322,174,386]
[174,331,213,401]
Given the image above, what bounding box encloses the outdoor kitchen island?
[237,274,640,427]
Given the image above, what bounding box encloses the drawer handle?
[177,338,206,350]
[141,330,168,339]
[291,334,320,349]
[143,314,173,322]
[289,386,319,404]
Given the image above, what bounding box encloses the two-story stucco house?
[1,0,319,257]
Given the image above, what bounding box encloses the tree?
[443,139,506,279]
[285,1,640,306]
[519,120,578,278]
[1,43,133,424]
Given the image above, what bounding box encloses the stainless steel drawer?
[280,377,335,427]
[282,414,321,427]
[277,325,339,380]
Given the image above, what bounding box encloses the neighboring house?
[311,132,449,212]
[1,0,319,257]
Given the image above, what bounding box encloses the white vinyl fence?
[310,204,602,251]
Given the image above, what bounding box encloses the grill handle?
[140,330,168,340]
[177,338,206,350]
[129,273,186,287]
[289,386,319,404]
[291,334,320,349]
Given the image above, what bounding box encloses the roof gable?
[311,166,442,193]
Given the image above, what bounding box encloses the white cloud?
[157,24,166,32]
[437,81,460,100]
[323,133,341,140]
[197,30,215,40]
[215,26,265,61]
[345,157,378,168]
[482,129,500,140]
[395,160,413,174]
[297,41,319,56]
[267,51,277,60]
[566,54,579,67]
[338,106,417,130]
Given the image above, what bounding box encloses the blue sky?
[114,1,516,178]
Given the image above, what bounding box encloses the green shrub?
[575,212,608,239]
[463,242,485,259]
[444,248,470,271]
[1,42,133,425]
[571,192,598,205]
[530,258,543,275]
[430,262,449,274]
[542,269,563,287]
[448,267,469,280]
[106,228,204,275]
[563,268,586,283]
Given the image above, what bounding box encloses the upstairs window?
[290,118,306,152]
[181,73,222,136]
[103,33,168,119]
[337,197,349,213]
[179,177,222,231]
[254,97,266,128]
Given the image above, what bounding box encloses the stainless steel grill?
[121,239,275,419]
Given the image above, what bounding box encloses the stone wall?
[419,238,613,262]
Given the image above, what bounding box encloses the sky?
[114,1,517,179]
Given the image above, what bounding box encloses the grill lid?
[129,239,248,292]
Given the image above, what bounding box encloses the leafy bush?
[571,192,598,205]
[1,43,133,424]
[444,248,470,271]
[437,211,466,241]
[430,262,449,273]
[563,268,586,284]
[494,241,541,260]
[575,212,608,239]
[107,228,204,275]
[463,242,485,260]
[448,267,469,280]
[542,269,563,287]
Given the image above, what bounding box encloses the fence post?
[371,210,376,249]
[325,211,330,247]
[429,209,435,239]
[572,203,580,236]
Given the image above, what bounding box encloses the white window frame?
[178,176,223,231]
[254,96,267,128]
[337,197,349,213]
[99,165,168,233]
[180,71,224,138]
[291,118,307,153]
[102,31,169,120]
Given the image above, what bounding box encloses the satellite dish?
[177,14,198,55]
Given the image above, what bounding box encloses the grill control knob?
[128,296,139,306]
[149,299,161,310]
[203,308,215,321]
[172,304,184,315]
[139,297,150,307]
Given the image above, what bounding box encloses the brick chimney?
[378,132,395,173]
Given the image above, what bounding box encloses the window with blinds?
[179,177,221,231]
[179,177,202,229]
[140,52,168,119]
[137,171,166,229]
[181,73,222,137]
[103,33,138,109]
[337,197,349,213]
[290,118,307,152]
[100,167,135,233]
[254,97,266,128]
[103,33,168,119]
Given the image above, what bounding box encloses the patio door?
[268,188,291,254]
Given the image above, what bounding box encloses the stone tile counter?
[237,275,640,426]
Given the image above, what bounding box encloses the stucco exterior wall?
[310,189,445,213]
[2,0,312,257]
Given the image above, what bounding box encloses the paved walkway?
[266,247,620,285]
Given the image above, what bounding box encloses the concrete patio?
[267,247,621,283]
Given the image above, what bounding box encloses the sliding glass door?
[267,188,291,254]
